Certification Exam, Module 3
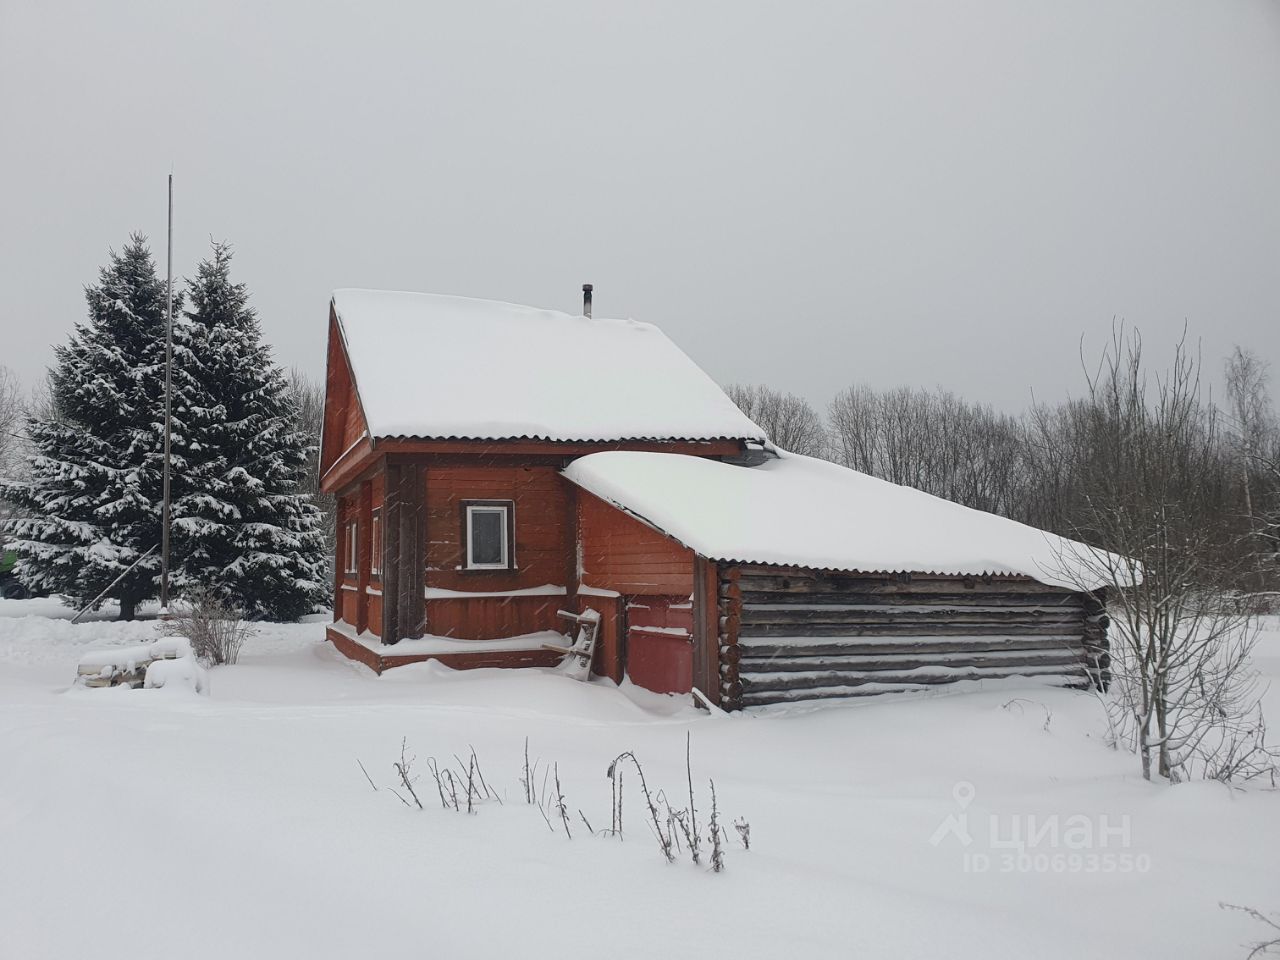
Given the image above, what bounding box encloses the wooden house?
[320,288,1110,709]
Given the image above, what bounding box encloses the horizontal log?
[741,684,930,703]
[739,650,1085,673]
[738,635,1086,657]
[740,607,1086,627]
[739,590,1084,607]
[739,622,1084,639]
[741,663,1087,692]
[740,675,1089,706]
[734,573,1067,596]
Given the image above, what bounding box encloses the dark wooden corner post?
[692,556,721,706]
[333,498,345,618]
[381,459,426,644]
[355,481,373,634]
[717,566,743,710]
[1082,587,1111,691]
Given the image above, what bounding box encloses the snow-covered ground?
[1,598,1277,960]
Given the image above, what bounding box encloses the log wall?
[717,566,1108,709]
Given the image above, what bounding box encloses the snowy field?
[2,599,1277,960]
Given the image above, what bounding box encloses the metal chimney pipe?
[582,283,593,318]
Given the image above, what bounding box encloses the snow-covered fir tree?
[171,242,325,621]
[0,236,180,619]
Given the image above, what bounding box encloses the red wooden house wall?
[422,462,570,639]
[319,303,743,687]
[575,490,696,694]
[335,473,385,636]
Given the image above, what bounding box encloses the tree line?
[727,328,1279,599]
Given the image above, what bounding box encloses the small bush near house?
[170,590,253,665]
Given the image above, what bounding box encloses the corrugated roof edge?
[564,473,1087,587]
[372,433,759,443]
[702,559,1055,580]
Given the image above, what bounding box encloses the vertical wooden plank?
[395,464,414,639]
[691,556,721,706]
[613,594,627,683]
[382,463,402,644]
[356,480,371,634]
[563,479,580,609]
[398,462,425,639]
[333,498,345,620]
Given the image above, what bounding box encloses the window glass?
[468,507,506,567]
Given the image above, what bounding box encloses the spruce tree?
[172,242,325,621]
[0,236,179,619]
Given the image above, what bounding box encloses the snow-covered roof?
[562,451,1116,590]
[330,289,767,443]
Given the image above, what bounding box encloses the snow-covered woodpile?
[75,637,207,693]
[716,567,1108,708]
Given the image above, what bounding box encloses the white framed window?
[464,501,513,570]
[345,519,358,575]
[370,512,382,577]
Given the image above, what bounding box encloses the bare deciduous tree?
[0,365,22,483]
[826,384,1029,517]
[286,368,335,570]
[723,383,826,456]
[1225,347,1277,593]
[1225,347,1280,596]
[1049,327,1274,782]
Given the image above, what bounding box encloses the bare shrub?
[1050,327,1277,782]
[734,817,751,850]
[606,735,744,870]
[358,737,748,872]
[393,738,424,810]
[170,590,253,665]
[608,750,675,862]
[707,780,725,873]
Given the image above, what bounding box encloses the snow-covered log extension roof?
[563,452,1117,591]
[330,289,767,443]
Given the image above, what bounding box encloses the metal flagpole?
[160,173,174,615]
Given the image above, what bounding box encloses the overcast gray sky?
[2,0,1278,412]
